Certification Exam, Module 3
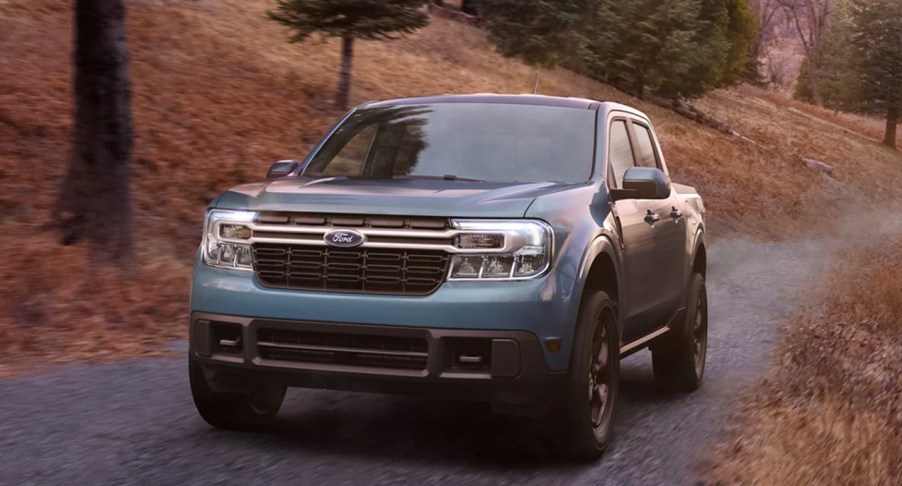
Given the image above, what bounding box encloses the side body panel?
[594,104,704,344]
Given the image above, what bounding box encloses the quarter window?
[609,120,636,187]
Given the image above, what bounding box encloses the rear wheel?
[652,273,708,392]
[546,290,620,461]
[189,357,286,430]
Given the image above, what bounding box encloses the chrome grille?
[252,244,450,295]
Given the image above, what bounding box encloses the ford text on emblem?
[324,229,366,248]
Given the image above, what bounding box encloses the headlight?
[203,210,256,271]
[448,220,553,280]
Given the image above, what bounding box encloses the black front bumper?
[189,312,566,417]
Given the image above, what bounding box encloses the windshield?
[304,103,596,183]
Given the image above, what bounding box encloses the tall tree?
[477,0,599,67]
[269,0,431,109]
[58,0,134,263]
[584,0,755,99]
[803,0,901,148]
[777,0,834,104]
[588,0,704,99]
[847,0,902,148]
[724,0,760,85]
[794,0,852,104]
[746,0,783,83]
[690,0,758,90]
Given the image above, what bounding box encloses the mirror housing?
[266,159,299,179]
[610,167,671,201]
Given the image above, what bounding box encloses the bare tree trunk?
[58,0,133,263]
[337,36,354,110]
[885,106,898,149]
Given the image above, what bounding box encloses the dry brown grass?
[707,240,902,485]
[0,222,189,377]
[1,0,901,369]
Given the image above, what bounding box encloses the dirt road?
[0,238,836,485]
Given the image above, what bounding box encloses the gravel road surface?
[0,238,834,485]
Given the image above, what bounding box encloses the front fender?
[576,235,622,295]
[572,233,623,325]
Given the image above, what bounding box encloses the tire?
[546,290,620,461]
[652,273,708,392]
[189,357,286,430]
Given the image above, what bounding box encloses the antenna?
[533,72,540,94]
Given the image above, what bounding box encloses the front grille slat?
[257,328,428,370]
[256,212,451,230]
[257,341,428,358]
[253,244,449,295]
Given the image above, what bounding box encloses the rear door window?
[633,123,660,169]
[609,120,636,187]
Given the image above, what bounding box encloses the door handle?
[644,210,660,225]
[670,207,683,220]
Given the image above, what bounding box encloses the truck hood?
[213,177,585,218]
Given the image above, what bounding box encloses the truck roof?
[359,94,649,120]
[362,93,601,110]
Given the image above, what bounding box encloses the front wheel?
[546,290,620,461]
[189,357,286,430]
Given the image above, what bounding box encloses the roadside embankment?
[707,237,902,485]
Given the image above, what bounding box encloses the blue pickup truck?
[189,94,708,460]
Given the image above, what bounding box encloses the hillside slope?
[1,0,900,369]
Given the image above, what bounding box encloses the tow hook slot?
[457,354,484,365]
[219,337,241,348]
[211,322,243,355]
[444,338,492,372]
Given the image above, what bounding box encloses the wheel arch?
[675,228,707,310]
[577,236,623,329]
[690,229,707,278]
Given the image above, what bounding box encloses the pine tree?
[847,0,902,148]
[796,0,855,108]
[588,0,704,99]
[810,0,902,148]
[720,0,759,86]
[477,0,598,67]
[478,0,755,100]
[269,0,431,109]
[584,0,754,99]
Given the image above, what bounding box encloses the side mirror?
[610,167,671,201]
[266,159,299,179]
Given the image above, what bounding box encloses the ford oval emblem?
[324,229,366,248]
